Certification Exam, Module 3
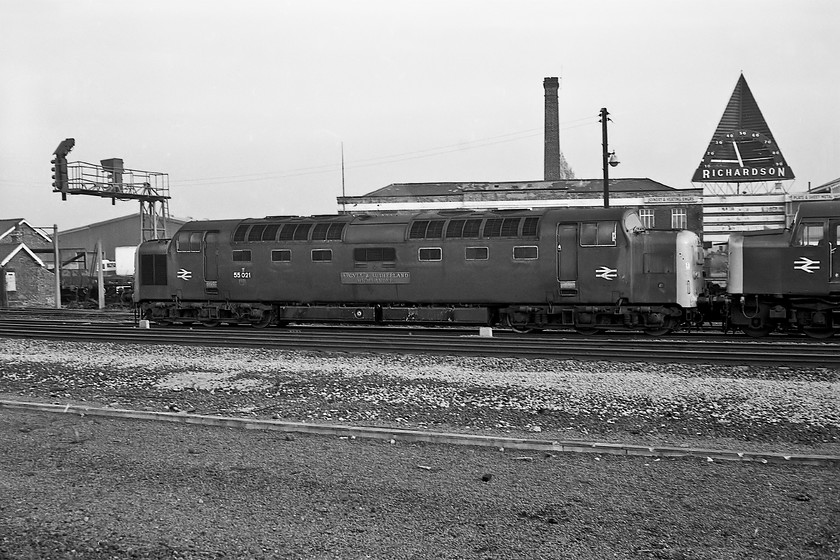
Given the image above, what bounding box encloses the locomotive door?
[203,231,219,294]
[831,219,840,285]
[556,224,578,296]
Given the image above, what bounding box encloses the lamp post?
[600,107,619,208]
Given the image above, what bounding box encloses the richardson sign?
[694,165,791,181]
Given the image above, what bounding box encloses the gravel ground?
[0,338,838,559]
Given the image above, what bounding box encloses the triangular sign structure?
[692,74,794,183]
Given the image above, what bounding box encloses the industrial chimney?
[543,77,561,181]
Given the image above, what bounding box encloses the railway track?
[0,316,836,366]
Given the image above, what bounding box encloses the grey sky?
[1,0,838,230]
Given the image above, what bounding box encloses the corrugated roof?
[360,178,674,198]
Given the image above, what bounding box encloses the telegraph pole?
[601,107,610,208]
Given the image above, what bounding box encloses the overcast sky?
[1,0,838,231]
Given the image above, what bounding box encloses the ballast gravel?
[0,338,838,559]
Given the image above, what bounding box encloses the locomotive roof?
[794,200,840,221]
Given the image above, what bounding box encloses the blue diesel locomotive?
[135,206,705,335]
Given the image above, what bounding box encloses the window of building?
[513,246,538,260]
[354,247,396,262]
[271,249,291,262]
[793,222,825,246]
[232,250,251,262]
[311,249,332,262]
[580,221,617,247]
[418,247,442,261]
[671,208,687,230]
[638,209,655,229]
[465,246,489,260]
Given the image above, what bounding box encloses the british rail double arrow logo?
[793,257,820,274]
[177,268,193,280]
[595,266,618,280]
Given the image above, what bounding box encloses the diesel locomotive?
[135,206,706,335]
[725,200,840,338]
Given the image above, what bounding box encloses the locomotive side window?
[271,249,291,262]
[232,250,251,262]
[418,247,442,261]
[247,225,266,242]
[445,220,465,238]
[279,224,296,240]
[409,220,445,239]
[293,223,312,240]
[233,225,249,243]
[793,222,825,246]
[354,247,396,262]
[175,231,202,252]
[522,217,539,237]
[311,249,332,262]
[483,219,503,238]
[462,219,482,238]
[261,224,280,241]
[513,246,538,260]
[580,221,617,247]
[465,247,489,260]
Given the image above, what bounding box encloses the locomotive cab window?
[271,249,291,262]
[580,221,617,247]
[175,231,203,252]
[793,221,825,247]
[418,247,442,261]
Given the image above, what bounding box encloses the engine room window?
[271,249,291,262]
[232,250,251,262]
[445,220,465,238]
[513,246,538,260]
[483,219,503,238]
[293,223,312,240]
[262,224,280,241]
[465,246,489,260]
[462,219,482,238]
[501,218,521,237]
[638,209,655,229]
[671,209,687,230]
[418,247,442,261]
[354,247,396,262]
[327,223,346,240]
[521,217,539,237]
[311,223,330,240]
[793,222,825,246]
[247,224,266,242]
[311,249,332,262]
[233,225,249,243]
[409,220,444,239]
[580,222,617,247]
[279,224,296,240]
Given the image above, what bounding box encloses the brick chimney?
[543,77,561,181]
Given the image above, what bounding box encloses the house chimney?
[544,77,561,181]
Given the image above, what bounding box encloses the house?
[0,219,56,307]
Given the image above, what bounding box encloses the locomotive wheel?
[801,326,838,339]
[644,327,672,336]
[575,327,600,335]
[201,319,220,328]
[504,316,534,334]
[251,311,274,329]
[741,325,772,338]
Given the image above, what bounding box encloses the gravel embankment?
[0,338,837,453]
[1,338,838,559]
